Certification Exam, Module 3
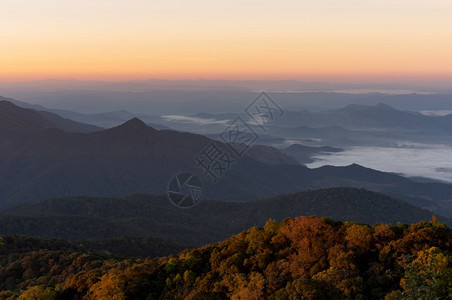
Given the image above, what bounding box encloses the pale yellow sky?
[1,0,451,81]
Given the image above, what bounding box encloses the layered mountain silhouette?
[271,102,452,129]
[1,100,452,217]
[171,103,452,147]
[0,101,301,208]
[260,104,452,147]
[0,99,101,155]
[0,98,101,133]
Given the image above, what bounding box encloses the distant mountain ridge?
[8,96,452,147]
[3,95,170,129]
[282,144,343,164]
[272,102,452,131]
[168,103,452,147]
[0,98,101,133]
[0,100,301,208]
[1,99,452,216]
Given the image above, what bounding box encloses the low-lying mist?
[308,145,452,183]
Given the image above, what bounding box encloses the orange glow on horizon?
[1,1,451,83]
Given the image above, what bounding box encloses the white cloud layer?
[307,145,452,183]
[161,115,230,125]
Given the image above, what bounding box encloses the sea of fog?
[307,145,452,183]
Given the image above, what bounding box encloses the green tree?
[386,247,452,299]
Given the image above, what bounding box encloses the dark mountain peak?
[119,117,149,129]
[349,163,366,169]
[107,118,158,135]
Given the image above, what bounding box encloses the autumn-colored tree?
[386,247,452,299]
[372,224,396,250]
[278,216,338,277]
[345,224,373,252]
[231,272,265,300]
[86,271,126,300]
[1,217,450,299]
[18,286,56,300]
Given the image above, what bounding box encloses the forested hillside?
[0,217,450,299]
[1,188,449,246]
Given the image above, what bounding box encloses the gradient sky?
[1,0,452,81]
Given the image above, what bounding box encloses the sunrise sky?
[1,0,452,82]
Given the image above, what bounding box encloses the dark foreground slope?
[1,217,450,299]
[1,188,448,246]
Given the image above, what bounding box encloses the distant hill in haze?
[282,144,343,163]
[43,108,169,129]
[0,99,101,156]
[182,103,452,146]
[1,188,449,246]
[3,80,452,113]
[0,97,101,133]
[4,95,170,129]
[271,103,452,132]
[8,95,452,147]
[196,103,452,134]
[332,102,452,130]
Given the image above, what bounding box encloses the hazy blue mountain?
[0,110,301,209]
[6,96,171,129]
[282,144,343,163]
[165,103,452,147]
[262,104,452,147]
[0,98,101,133]
[197,102,452,132]
[8,95,452,148]
[1,99,452,216]
[3,80,452,113]
[45,109,170,129]
[271,103,452,130]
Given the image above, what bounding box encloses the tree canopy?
[0,216,450,299]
